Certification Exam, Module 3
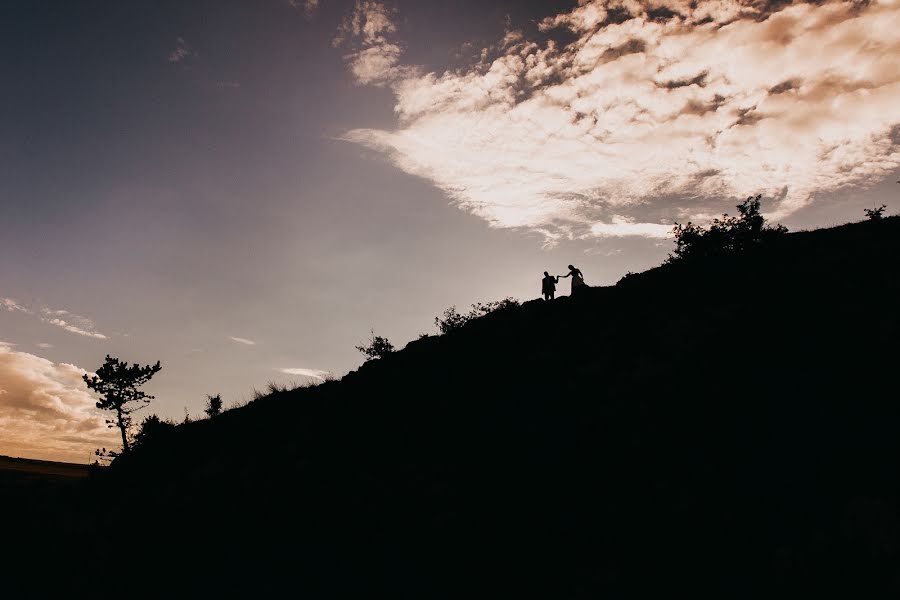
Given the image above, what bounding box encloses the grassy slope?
[11,217,900,597]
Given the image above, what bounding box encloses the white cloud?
[43,317,107,339]
[229,336,257,346]
[340,0,900,239]
[3,297,107,339]
[36,343,53,349]
[40,307,107,339]
[334,1,419,86]
[2,297,31,314]
[277,367,331,380]
[0,345,117,462]
[590,217,672,238]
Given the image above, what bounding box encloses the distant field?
[0,455,92,480]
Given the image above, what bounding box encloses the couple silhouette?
[542,265,586,300]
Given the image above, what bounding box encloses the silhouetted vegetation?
[669,194,787,262]
[434,297,520,334]
[865,204,887,220]
[251,381,304,402]
[93,447,117,466]
[204,394,223,419]
[9,217,900,598]
[133,414,176,448]
[433,306,468,334]
[82,355,162,454]
[355,330,395,360]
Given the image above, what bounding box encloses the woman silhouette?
[560,264,586,295]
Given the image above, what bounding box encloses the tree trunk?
[117,407,130,454]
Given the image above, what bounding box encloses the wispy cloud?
[43,317,107,339]
[289,0,320,17]
[36,343,53,349]
[333,1,418,86]
[167,37,194,63]
[3,297,107,340]
[340,0,900,240]
[277,367,331,380]
[229,336,257,346]
[590,218,672,238]
[0,344,117,462]
[40,307,107,339]
[2,297,32,314]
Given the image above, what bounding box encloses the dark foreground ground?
[6,218,900,597]
[0,456,91,509]
[0,455,91,479]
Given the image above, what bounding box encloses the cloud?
[167,37,193,63]
[2,297,31,314]
[36,343,53,349]
[40,307,107,339]
[0,345,117,462]
[229,336,257,346]
[43,317,107,339]
[3,297,107,339]
[590,217,672,238]
[333,1,419,86]
[340,0,900,240]
[277,367,331,380]
[289,0,320,16]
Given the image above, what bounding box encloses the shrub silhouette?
[133,414,176,448]
[864,204,887,220]
[434,306,468,334]
[83,355,162,454]
[669,195,787,262]
[434,297,520,334]
[204,394,223,418]
[356,330,395,360]
[93,447,118,466]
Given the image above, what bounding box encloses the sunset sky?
[2,0,898,462]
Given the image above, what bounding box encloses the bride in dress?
[561,264,586,295]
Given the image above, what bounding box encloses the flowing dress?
[570,270,586,294]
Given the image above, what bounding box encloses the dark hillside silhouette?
[7,217,900,597]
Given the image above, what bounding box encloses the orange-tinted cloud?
[334,1,419,86]
[340,0,900,239]
[0,343,117,463]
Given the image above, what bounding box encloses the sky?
[1,0,898,462]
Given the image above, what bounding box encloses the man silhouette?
[542,271,559,301]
